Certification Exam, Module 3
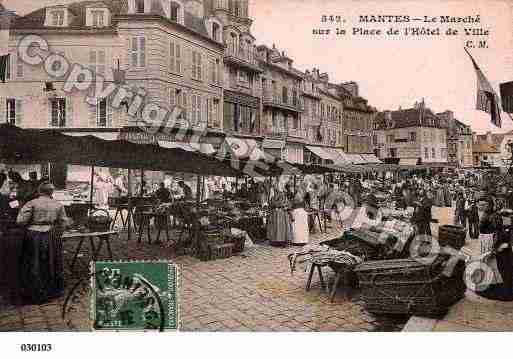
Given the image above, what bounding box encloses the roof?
[11,0,209,39]
[472,143,500,154]
[375,107,447,130]
[475,133,506,146]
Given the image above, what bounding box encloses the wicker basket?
[355,257,466,316]
[438,225,466,250]
[87,209,112,232]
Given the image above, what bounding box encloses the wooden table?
[62,230,119,272]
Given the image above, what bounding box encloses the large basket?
[438,225,466,250]
[87,209,112,232]
[355,257,466,316]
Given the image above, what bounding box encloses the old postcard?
[0,0,512,357]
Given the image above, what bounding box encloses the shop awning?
[360,154,382,164]
[0,125,244,177]
[158,140,197,152]
[323,148,351,165]
[67,132,119,141]
[305,146,333,161]
[263,139,285,149]
[399,158,419,166]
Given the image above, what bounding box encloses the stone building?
[437,110,473,168]
[374,102,449,165]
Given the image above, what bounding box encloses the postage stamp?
[90,260,180,331]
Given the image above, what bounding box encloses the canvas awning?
[399,158,419,166]
[305,146,333,161]
[263,139,285,149]
[67,132,119,141]
[0,125,244,177]
[360,154,382,164]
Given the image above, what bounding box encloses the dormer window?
[92,10,105,27]
[170,3,179,21]
[168,1,184,24]
[212,22,220,42]
[135,0,145,14]
[51,10,65,26]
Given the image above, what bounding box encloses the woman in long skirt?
[16,183,69,304]
[267,190,292,246]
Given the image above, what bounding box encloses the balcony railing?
[224,46,261,72]
[262,91,304,112]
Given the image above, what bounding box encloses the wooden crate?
[438,225,466,250]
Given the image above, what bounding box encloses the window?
[130,37,146,68]
[207,98,220,128]
[238,70,248,85]
[89,49,106,76]
[192,51,202,80]
[96,98,108,127]
[50,98,66,127]
[91,10,105,27]
[169,41,182,74]
[190,94,202,125]
[212,22,221,42]
[210,59,220,84]
[432,148,436,158]
[135,0,145,13]
[282,87,288,104]
[425,148,429,159]
[51,10,65,26]
[12,54,23,78]
[175,89,187,120]
[170,3,180,21]
[6,98,22,125]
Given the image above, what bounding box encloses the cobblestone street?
[0,223,408,332]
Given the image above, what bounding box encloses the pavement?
[0,219,408,332]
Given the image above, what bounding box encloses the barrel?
[438,225,466,250]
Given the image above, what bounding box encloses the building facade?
[437,110,473,168]
[339,83,375,154]
[374,102,449,165]
[2,0,378,173]
[473,130,513,168]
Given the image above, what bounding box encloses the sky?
[3,0,513,134]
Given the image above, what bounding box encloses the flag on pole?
[500,81,513,114]
[464,47,502,128]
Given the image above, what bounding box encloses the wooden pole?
[127,168,132,241]
[89,165,95,213]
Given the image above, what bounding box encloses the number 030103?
[20,344,53,352]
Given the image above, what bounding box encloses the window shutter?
[66,98,73,127]
[48,100,53,127]
[169,41,175,72]
[16,55,23,78]
[191,95,196,124]
[139,37,146,67]
[197,96,202,124]
[198,53,202,80]
[15,99,23,125]
[131,37,138,67]
[89,50,97,71]
[191,51,196,79]
[206,98,210,126]
[183,91,188,120]
[107,100,113,127]
[89,99,97,127]
[169,88,175,107]
[176,44,181,73]
[98,50,106,75]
